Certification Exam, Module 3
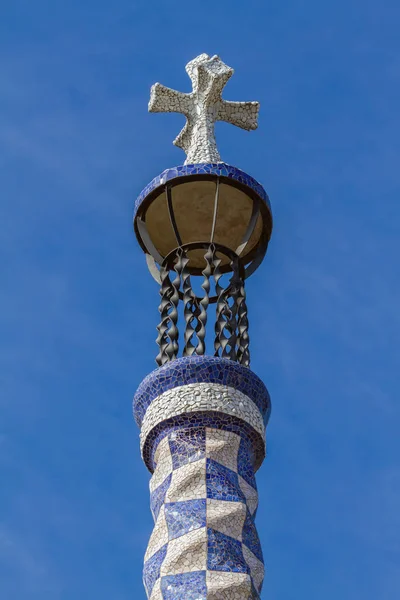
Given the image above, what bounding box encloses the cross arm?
[217,100,260,131]
[148,83,192,116]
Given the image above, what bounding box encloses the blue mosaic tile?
[168,427,206,469]
[134,163,271,218]
[143,411,265,474]
[150,473,172,521]
[206,459,245,503]
[207,528,249,573]
[238,435,257,489]
[242,511,263,562]
[143,543,167,597]
[161,570,207,600]
[133,355,271,428]
[164,499,206,540]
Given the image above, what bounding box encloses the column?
[134,356,270,600]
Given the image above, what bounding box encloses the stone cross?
[149,53,260,164]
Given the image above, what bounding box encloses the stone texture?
[149,54,259,164]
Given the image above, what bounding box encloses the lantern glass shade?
[135,173,272,276]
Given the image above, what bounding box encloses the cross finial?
[149,53,260,164]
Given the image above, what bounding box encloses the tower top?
[148,53,260,164]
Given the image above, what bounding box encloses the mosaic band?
[134,163,271,218]
[134,356,271,428]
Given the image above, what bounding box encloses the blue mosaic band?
[134,356,271,429]
[134,162,271,218]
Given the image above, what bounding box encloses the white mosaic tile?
[207,499,247,541]
[149,54,259,165]
[160,527,207,576]
[150,436,173,493]
[149,578,162,600]
[242,544,264,592]
[145,506,169,562]
[206,571,252,599]
[140,383,265,455]
[165,458,207,502]
[154,434,169,465]
[206,428,241,472]
[238,475,258,516]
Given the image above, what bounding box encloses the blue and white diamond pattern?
[143,427,264,599]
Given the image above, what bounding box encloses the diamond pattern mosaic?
[142,425,264,599]
[143,411,266,478]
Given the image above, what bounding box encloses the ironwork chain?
[155,256,180,366]
[156,244,249,367]
[236,279,250,367]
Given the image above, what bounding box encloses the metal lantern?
[134,163,272,367]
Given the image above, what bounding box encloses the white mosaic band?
[140,383,266,457]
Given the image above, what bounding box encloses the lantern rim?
[133,162,273,279]
[134,162,272,219]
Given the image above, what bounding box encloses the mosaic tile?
[149,578,162,600]
[242,545,264,593]
[151,474,172,521]
[134,163,270,218]
[207,529,249,574]
[150,436,173,493]
[169,427,206,470]
[143,544,168,597]
[161,528,207,576]
[165,459,207,503]
[142,420,266,597]
[147,54,260,166]
[165,499,206,540]
[238,435,257,489]
[143,412,265,475]
[205,429,240,472]
[206,459,245,504]
[161,570,207,600]
[242,511,263,562]
[238,476,258,517]
[133,356,271,427]
[138,358,268,597]
[140,383,265,456]
[206,571,252,599]
[207,499,246,541]
[145,506,169,561]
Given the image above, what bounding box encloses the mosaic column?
[132,54,273,599]
[134,357,270,599]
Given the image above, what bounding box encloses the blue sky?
[1,1,399,598]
